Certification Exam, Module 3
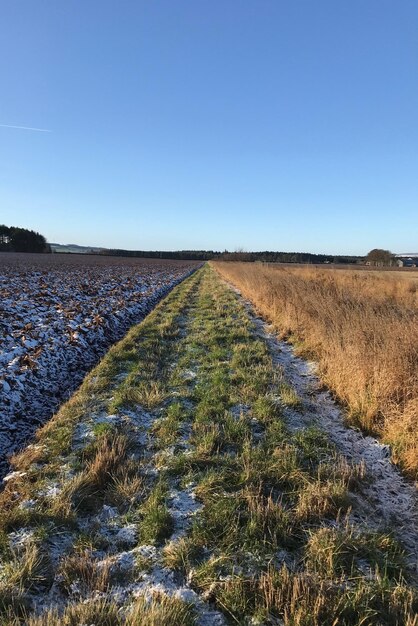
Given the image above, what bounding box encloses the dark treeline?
[101,249,218,261]
[99,248,362,264]
[219,251,362,264]
[0,225,51,253]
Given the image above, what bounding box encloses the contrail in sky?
[0,123,52,133]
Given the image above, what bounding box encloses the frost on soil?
[0,254,198,477]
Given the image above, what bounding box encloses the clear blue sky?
[1,1,417,254]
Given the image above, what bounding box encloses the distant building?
[395,256,418,268]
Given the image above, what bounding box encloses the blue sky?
[1,1,417,254]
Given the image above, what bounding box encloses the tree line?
[0,225,51,253]
[99,248,364,263]
[218,250,363,264]
[101,248,218,261]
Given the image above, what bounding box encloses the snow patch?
[168,485,201,541]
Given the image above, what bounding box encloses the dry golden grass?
[295,478,349,522]
[56,429,144,516]
[22,597,121,625]
[212,262,418,476]
[128,593,195,625]
[58,550,111,596]
[257,564,417,626]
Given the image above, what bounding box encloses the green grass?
[137,480,173,545]
[279,381,303,408]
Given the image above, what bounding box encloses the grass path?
[0,266,416,625]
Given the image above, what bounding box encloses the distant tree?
[366,249,394,266]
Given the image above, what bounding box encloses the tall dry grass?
[212,262,418,477]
